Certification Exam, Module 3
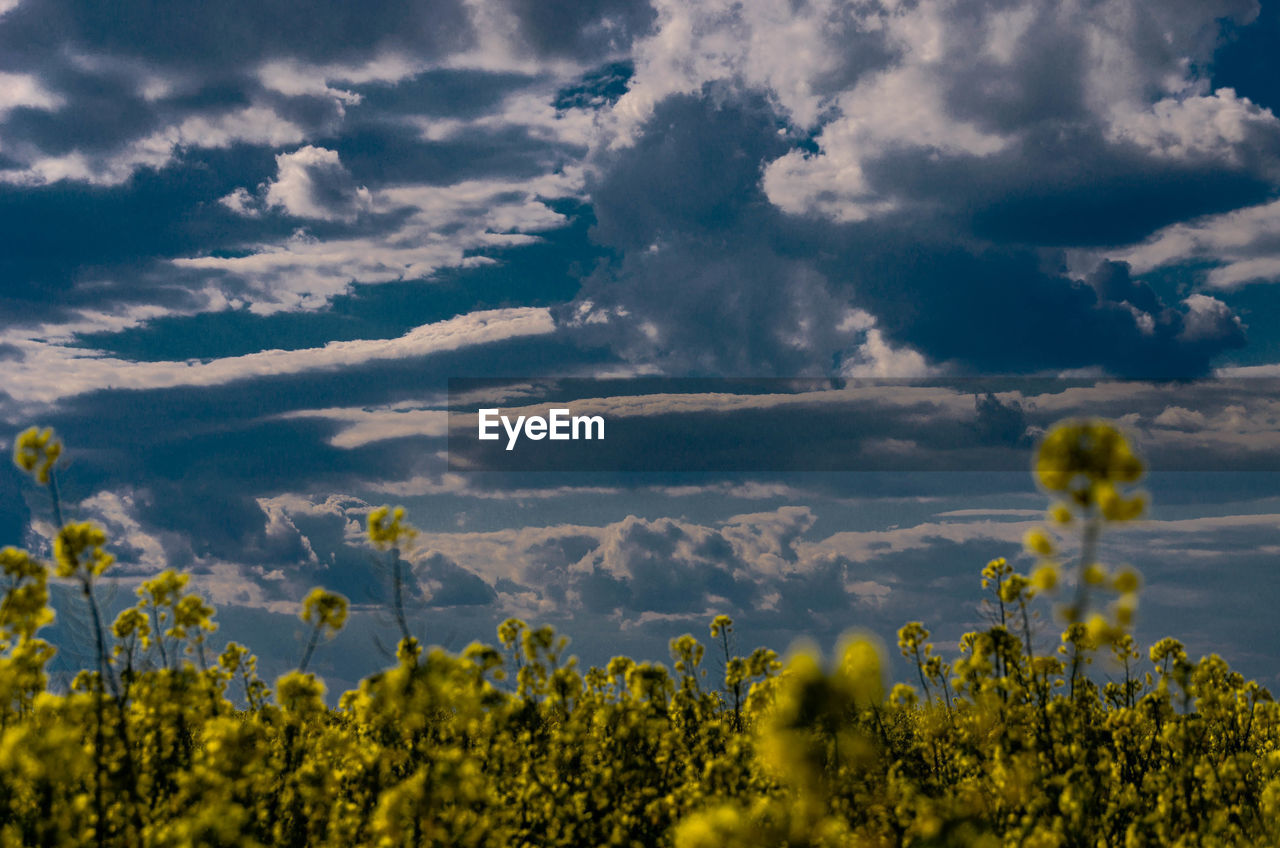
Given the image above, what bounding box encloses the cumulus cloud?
[401,506,899,620]
[543,0,1273,377]
[77,489,169,573]
[567,87,1252,376]
[1109,88,1280,164]
[413,552,498,607]
[840,326,936,378]
[606,0,1272,225]
[223,146,372,222]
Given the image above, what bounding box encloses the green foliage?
[2,421,1278,846]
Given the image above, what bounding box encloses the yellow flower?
[138,568,189,606]
[673,804,750,848]
[1112,568,1140,594]
[1032,564,1058,591]
[0,546,45,579]
[837,633,886,707]
[1094,479,1146,522]
[172,593,217,636]
[367,504,417,550]
[53,521,113,579]
[1034,420,1144,503]
[1024,529,1055,556]
[12,426,61,485]
[300,587,348,633]
[276,670,326,713]
[111,608,150,641]
[1115,593,1138,627]
[6,419,1272,848]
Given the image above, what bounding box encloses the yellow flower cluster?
[1025,420,1147,632]
[12,426,61,486]
[0,420,1276,847]
[367,505,416,551]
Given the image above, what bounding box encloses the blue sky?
[4,0,1280,692]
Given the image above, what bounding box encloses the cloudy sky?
[4,0,1280,692]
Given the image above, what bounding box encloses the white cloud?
[840,328,936,378]
[258,60,364,105]
[2,307,554,403]
[279,405,450,448]
[934,508,1042,518]
[440,0,592,77]
[192,169,582,313]
[608,0,853,142]
[0,72,61,115]
[364,471,621,500]
[652,481,814,500]
[606,0,1269,225]
[763,61,1009,221]
[1108,88,1280,163]
[407,507,810,585]
[1180,294,1243,341]
[258,146,371,222]
[219,186,260,216]
[410,84,600,149]
[78,489,169,573]
[1150,406,1207,430]
[258,53,427,100]
[1112,198,1280,288]
[1,105,309,186]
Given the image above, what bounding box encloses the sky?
[3,0,1280,694]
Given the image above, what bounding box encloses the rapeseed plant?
[0,420,1275,847]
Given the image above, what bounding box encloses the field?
[2,421,1277,847]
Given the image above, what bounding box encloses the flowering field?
[3,422,1278,847]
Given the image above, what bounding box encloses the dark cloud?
[593,515,750,613]
[0,148,289,325]
[415,552,497,606]
[0,65,169,156]
[328,120,580,187]
[878,133,1276,249]
[71,200,602,360]
[566,86,1254,378]
[971,392,1031,448]
[504,0,656,60]
[586,89,792,250]
[1212,1,1280,113]
[554,61,633,112]
[1087,260,1161,314]
[3,0,1280,698]
[359,70,539,119]
[0,0,475,72]
[565,90,854,374]
[939,8,1091,134]
[840,246,1247,377]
